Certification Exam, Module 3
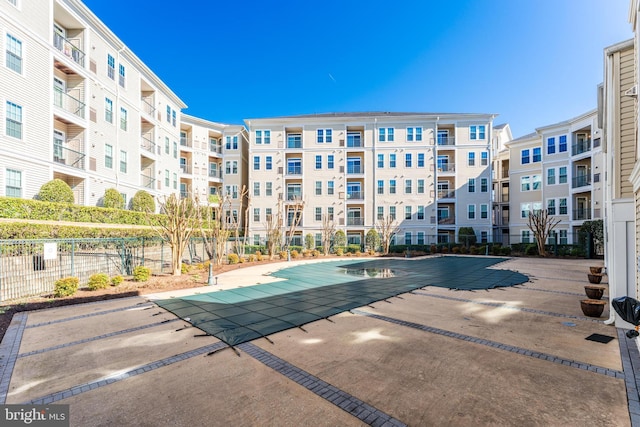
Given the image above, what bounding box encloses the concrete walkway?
[0,256,635,426]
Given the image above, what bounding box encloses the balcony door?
[437,155,449,171]
[54,130,65,163]
[347,208,362,225]
[54,77,65,109]
[437,130,449,145]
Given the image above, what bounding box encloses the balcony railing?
[347,138,363,148]
[573,209,592,221]
[53,31,85,66]
[287,140,302,149]
[180,137,192,148]
[437,163,455,173]
[209,144,222,154]
[572,140,591,156]
[347,165,364,174]
[54,87,85,119]
[438,216,455,225]
[436,136,455,146]
[141,135,156,153]
[346,191,364,200]
[53,143,85,169]
[287,193,303,201]
[500,194,509,203]
[141,98,155,116]
[286,166,302,175]
[347,217,364,226]
[208,170,223,179]
[180,164,192,174]
[437,190,455,199]
[141,174,156,189]
[572,175,591,188]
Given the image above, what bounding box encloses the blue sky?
[83,0,632,137]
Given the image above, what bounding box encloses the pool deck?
[0,256,636,426]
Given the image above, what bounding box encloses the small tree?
[304,233,314,250]
[580,219,604,256]
[334,230,347,250]
[37,179,74,203]
[321,214,336,256]
[197,194,232,267]
[458,227,477,248]
[283,198,305,251]
[264,204,283,260]
[376,216,399,255]
[527,209,561,257]
[365,228,381,252]
[131,190,155,212]
[103,188,124,209]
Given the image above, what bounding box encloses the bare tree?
[149,194,199,276]
[376,215,399,255]
[228,185,250,258]
[263,202,283,260]
[527,209,561,256]
[283,198,305,251]
[321,214,336,256]
[196,194,232,266]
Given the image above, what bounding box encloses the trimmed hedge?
[0,222,158,240]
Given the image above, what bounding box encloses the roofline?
[244,112,497,126]
[604,38,634,56]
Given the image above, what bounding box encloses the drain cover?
[585,333,615,344]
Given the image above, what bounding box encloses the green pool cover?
[155,256,528,346]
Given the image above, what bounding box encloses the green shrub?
[37,179,74,204]
[87,273,110,290]
[312,249,320,257]
[248,254,256,262]
[133,266,151,282]
[111,275,124,286]
[525,244,538,256]
[430,245,437,254]
[0,222,158,240]
[458,227,477,246]
[279,251,287,260]
[334,230,347,247]
[290,249,299,259]
[304,233,314,250]
[335,248,344,256]
[228,253,239,264]
[103,188,125,209]
[54,277,79,297]
[500,246,512,256]
[452,246,460,254]
[181,263,190,274]
[131,190,155,212]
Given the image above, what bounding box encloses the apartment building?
[506,110,603,245]
[0,0,187,207]
[491,123,513,244]
[179,115,248,220]
[244,112,495,248]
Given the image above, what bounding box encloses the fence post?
[71,239,75,277]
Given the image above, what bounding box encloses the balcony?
[286,193,303,201]
[209,144,222,154]
[53,143,85,169]
[346,139,363,148]
[572,140,591,156]
[208,170,223,179]
[286,166,302,175]
[180,137,192,148]
[572,175,591,188]
[53,31,85,67]
[436,136,455,146]
[438,216,455,225]
[53,87,85,119]
[141,174,155,189]
[346,191,364,200]
[437,163,455,173]
[573,209,592,221]
[347,165,364,174]
[347,217,364,226]
[180,164,192,174]
[141,98,155,116]
[437,190,455,199]
[141,135,156,154]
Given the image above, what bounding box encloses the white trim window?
[521,176,530,192]
[105,98,113,123]
[468,152,475,166]
[107,54,115,80]
[470,125,486,140]
[480,204,488,219]
[120,107,127,131]
[521,149,530,164]
[6,33,22,74]
[532,175,541,190]
[547,199,556,215]
[468,178,476,193]
[468,204,476,219]
[316,129,332,143]
[407,127,422,142]
[521,230,531,243]
[5,101,22,139]
[5,168,22,197]
[119,150,127,173]
[547,168,555,185]
[255,129,271,144]
[118,63,126,88]
[521,202,531,218]
[379,127,394,142]
[547,137,555,154]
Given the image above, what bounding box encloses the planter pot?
[584,285,605,300]
[588,273,603,284]
[590,266,603,275]
[580,299,607,318]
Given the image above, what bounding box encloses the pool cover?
[155,256,528,346]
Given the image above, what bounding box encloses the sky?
[82,0,633,138]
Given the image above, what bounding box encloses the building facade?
[244,112,496,248]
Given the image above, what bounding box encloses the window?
[468,152,475,166]
[417,179,425,194]
[404,153,412,168]
[480,178,488,192]
[407,127,422,142]
[481,152,488,166]
[253,182,260,196]
[315,181,322,195]
[468,178,476,193]
[480,204,488,219]
[119,150,127,173]
[253,156,260,170]
[522,230,531,244]
[389,180,396,194]
[379,128,394,142]
[405,179,412,194]
[254,208,261,222]
[389,206,396,220]
[5,101,22,139]
[226,136,238,150]
[232,161,238,174]
[255,129,270,144]
[547,137,555,154]
[266,156,272,170]
[315,207,322,221]
[6,34,22,74]
[521,203,531,218]
[327,155,334,169]
[164,170,170,187]
[287,158,301,175]
[559,135,567,152]
[417,205,425,220]
[532,147,541,163]
[468,204,476,219]
[120,107,127,131]
[417,153,425,168]
[559,167,567,184]
[173,173,177,189]
[377,154,384,168]
[5,169,21,197]
[105,144,113,168]
[417,232,425,245]
[172,110,176,127]
[105,98,113,123]
[377,206,384,220]
[173,142,177,159]
[532,175,541,190]
[521,176,530,192]
[559,198,567,215]
[405,206,412,220]
[165,137,170,154]
[107,54,115,79]
[118,63,126,87]
[166,105,171,122]
[470,125,486,140]
[266,182,272,196]
[547,168,556,185]
[327,181,334,195]
[316,129,332,143]
[559,229,568,245]
[521,149,530,164]
[315,155,322,169]
[389,154,396,168]
[547,199,556,215]
[377,180,384,194]
[327,207,334,220]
